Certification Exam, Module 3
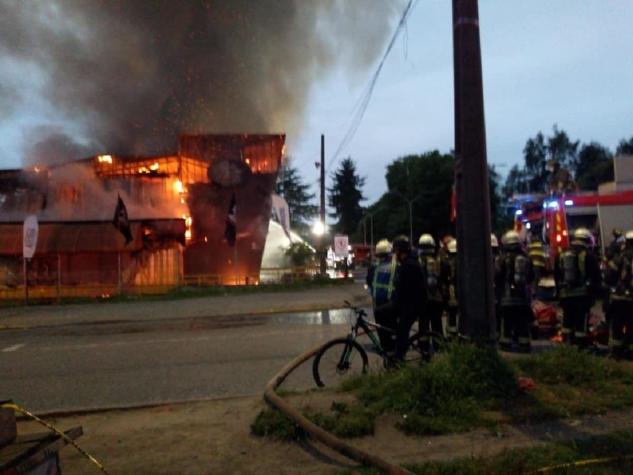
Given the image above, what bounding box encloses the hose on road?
[263,341,413,475]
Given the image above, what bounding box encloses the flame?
[182,214,192,242]
[97,154,113,164]
[149,162,160,171]
[138,166,150,174]
[185,229,192,241]
[173,179,184,194]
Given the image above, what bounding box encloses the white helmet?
[502,230,521,247]
[447,239,457,254]
[625,230,633,241]
[571,228,594,247]
[375,239,392,255]
[418,233,435,248]
[490,234,499,248]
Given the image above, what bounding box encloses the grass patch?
[408,429,633,474]
[251,408,304,441]
[307,401,376,438]
[324,345,633,438]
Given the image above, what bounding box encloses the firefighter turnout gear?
[527,238,546,285]
[554,230,602,347]
[367,251,398,352]
[604,232,633,357]
[418,237,445,342]
[495,234,534,351]
[444,239,459,337]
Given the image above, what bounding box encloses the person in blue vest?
[366,239,398,353]
[554,228,602,348]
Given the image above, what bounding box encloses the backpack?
[424,256,439,291]
[561,250,584,288]
[513,254,529,287]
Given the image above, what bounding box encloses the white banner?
[271,194,291,240]
[23,215,39,259]
[334,235,349,258]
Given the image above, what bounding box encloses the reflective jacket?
[527,241,546,282]
[443,253,458,307]
[369,255,398,306]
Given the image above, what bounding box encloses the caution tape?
[1,402,110,475]
[534,454,633,473]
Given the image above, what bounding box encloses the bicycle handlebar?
[343,300,367,318]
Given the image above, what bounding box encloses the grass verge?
[315,344,633,438]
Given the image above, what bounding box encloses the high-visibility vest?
[558,249,588,298]
[528,241,546,269]
[372,256,398,305]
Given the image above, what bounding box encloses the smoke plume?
[0,0,404,165]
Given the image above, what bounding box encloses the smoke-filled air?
[0,0,405,166]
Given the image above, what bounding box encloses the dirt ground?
[16,390,633,475]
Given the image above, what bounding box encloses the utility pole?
[452,0,495,341]
[319,134,327,276]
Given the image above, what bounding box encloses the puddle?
[268,307,373,326]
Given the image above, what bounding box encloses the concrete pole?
[319,134,327,276]
[452,0,495,341]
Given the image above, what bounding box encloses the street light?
[311,220,326,236]
[387,190,430,243]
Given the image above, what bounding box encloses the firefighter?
[604,230,633,358]
[393,235,427,362]
[527,235,546,289]
[418,234,444,345]
[366,239,397,352]
[443,238,459,338]
[495,230,534,352]
[606,228,624,259]
[491,234,501,337]
[554,228,602,347]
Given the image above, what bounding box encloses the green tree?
[369,151,454,243]
[523,132,548,192]
[275,160,318,232]
[502,164,529,199]
[616,136,633,155]
[328,157,366,236]
[546,125,579,170]
[575,142,613,190]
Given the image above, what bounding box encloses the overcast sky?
[1,1,631,206]
[288,0,633,202]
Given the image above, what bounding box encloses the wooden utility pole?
[452,0,495,341]
[319,134,327,275]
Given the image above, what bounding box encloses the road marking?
[2,343,25,353]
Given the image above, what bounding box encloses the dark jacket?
[494,247,534,306]
[394,252,427,316]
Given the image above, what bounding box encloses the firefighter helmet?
[393,235,411,254]
[625,230,633,241]
[490,234,499,248]
[502,230,521,247]
[447,239,457,254]
[375,239,392,255]
[418,233,435,248]
[571,228,593,247]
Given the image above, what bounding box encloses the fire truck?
[512,155,633,265]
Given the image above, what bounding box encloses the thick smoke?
[0,0,404,165]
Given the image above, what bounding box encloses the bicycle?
[312,300,440,387]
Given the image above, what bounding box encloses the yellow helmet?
[447,239,457,254]
[375,239,392,255]
[502,230,521,247]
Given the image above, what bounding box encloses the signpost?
[22,215,39,305]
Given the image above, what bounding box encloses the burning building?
[0,134,285,297]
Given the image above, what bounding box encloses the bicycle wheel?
[313,338,369,388]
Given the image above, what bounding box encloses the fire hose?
[1,402,110,475]
[263,340,413,475]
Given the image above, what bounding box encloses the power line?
[325,0,418,174]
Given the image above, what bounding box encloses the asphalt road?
[0,309,357,413]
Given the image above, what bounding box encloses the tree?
[328,157,366,236]
[546,125,579,171]
[275,160,318,232]
[369,151,454,242]
[502,164,528,199]
[523,132,547,192]
[575,142,613,190]
[616,136,633,155]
